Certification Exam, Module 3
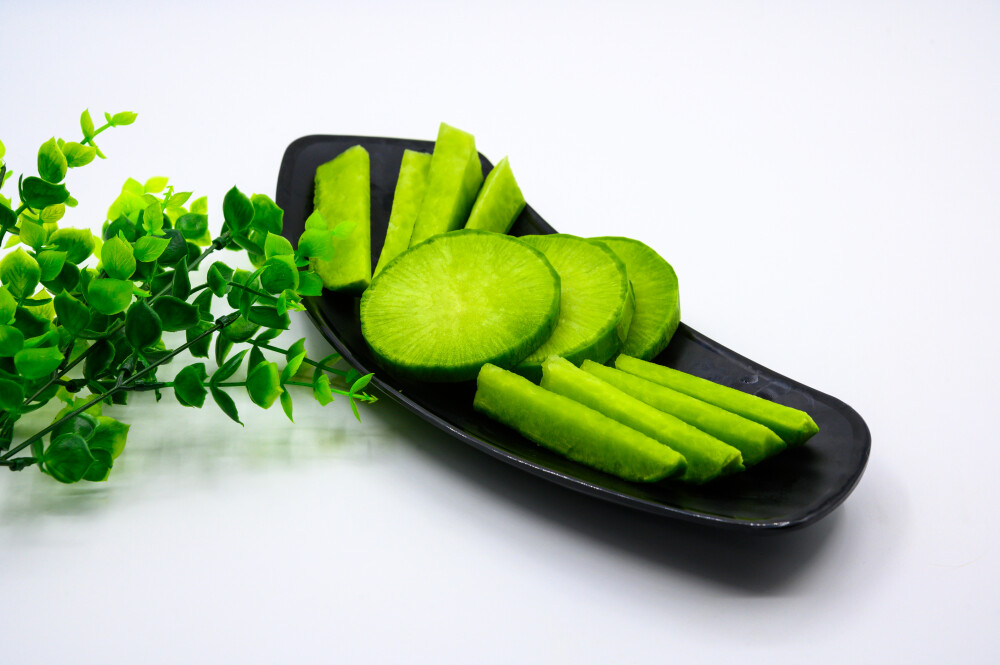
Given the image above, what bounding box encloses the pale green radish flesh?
[464,157,525,234]
[360,230,560,382]
[515,235,633,380]
[540,357,743,483]
[582,361,786,466]
[409,123,483,246]
[593,236,680,360]
[474,364,686,482]
[311,145,372,294]
[374,149,432,276]
[615,355,820,445]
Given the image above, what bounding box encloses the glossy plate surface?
[276,135,871,531]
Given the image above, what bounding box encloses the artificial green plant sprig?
[0,111,376,484]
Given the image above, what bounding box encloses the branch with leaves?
[0,110,376,484]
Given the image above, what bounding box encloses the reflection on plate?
[276,134,870,531]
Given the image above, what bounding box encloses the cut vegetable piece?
[582,361,785,466]
[374,149,431,276]
[615,355,820,445]
[311,145,372,294]
[515,235,633,380]
[409,123,483,246]
[361,230,560,382]
[541,357,743,483]
[464,157,525,234]
[474,364,686,482]
[593,236,679,360]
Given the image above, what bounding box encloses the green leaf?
[175,213,208,241]
[260,255,299,294]
[87,278,132,315]
[21,176,69,209]
[62,141,97,167]
[212,348,248,384]
[173,363,208,407]
[222,186,254,233]
[143,176,168,194]
[152,296,198,331]
[0,248,41,298]
[246,361,282,409]
[210,386,242,425]
[125,300,162,350]
[101,234,136,280]
[297,271,323,297]
[38,137,68,184]
[0,286,16,324]
[54,292,90,335]
[49,227,96,264]
[280,390,294,422]
[303,210,327,231]
[248,305,290,330]
[111,111,138,126]
[185,321,214,358]
[80,109,96,139]
[264,232,294,258]
[89,416,129,459]
[296,228,336,262]
[0,325,25,357]
[19,219,47,250]
[14,346,64,379]
[171,263,191,299]
[133,235,170,262]
[0,378,24,412]
[206,261,234,297]
[36,251,67,282]
[43,433,95,484]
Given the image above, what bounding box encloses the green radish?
[374,149,432,276]
[360,230,560,382]
[582,360,786,466]
[615,355,820,445]
[593,236,679,360]
[409,123,483,246]
[311,145,372,294]
[515,234,634,380]
[464,157,525,234]
[474,363,686,482]
[540,357,743,483]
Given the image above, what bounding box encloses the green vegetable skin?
[540,357,742,483]
[464,157,525,234]
[409,123,483,246]
[582,361,785,466]
[311,145,372,294]
[515,235,634,380]
[615,355,819,445]
[373,149,432,276]
[594,236,680,360]
[360,230,560,382]
[474,364,686,482]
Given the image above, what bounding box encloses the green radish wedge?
[582,361,786,466]
[540,357,743,483]
[474,364,686,482]
[361,230,560,382]
[464,157,525,234]
[615,355,820,445]
[593,236,679,360]
[409,123,483,246]
[515,235,634,380]
[373,149,432,276]
[311,145,372,294]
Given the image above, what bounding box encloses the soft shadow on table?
[375,398,843,596]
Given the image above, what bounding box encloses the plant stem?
[1,312,240,466]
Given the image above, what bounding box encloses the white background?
[1,1,998,662]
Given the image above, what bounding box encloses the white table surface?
[2,1,998,663]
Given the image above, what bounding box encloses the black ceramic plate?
[276,135,871,531]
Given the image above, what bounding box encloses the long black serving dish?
[276,134,871,531]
